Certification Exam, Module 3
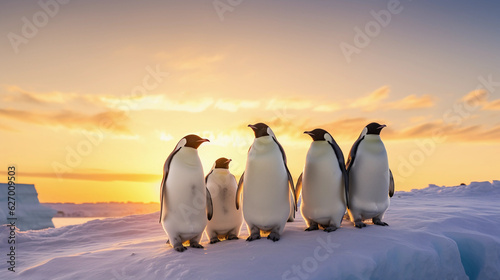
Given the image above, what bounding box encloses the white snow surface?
[0,183,56,230]
[44,202,159,217]
[1,181,500,280]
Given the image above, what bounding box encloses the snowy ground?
[2,181,500,280]
[44,202,159,217]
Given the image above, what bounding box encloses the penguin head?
[182,134,210,149]
[248,123,273,138]
[365,123,387,135]
[214,157,231,169]
[304,129,334,143]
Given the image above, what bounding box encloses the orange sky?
[1,0,499,203]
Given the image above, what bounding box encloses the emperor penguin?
[295,129,348,232]
[205,157,243,244]
[236,123,296,242]
[159,134,213,252]
[346,123,395,228]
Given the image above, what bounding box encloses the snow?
[0,184,56,230]
[2,181,500,279]
[44,202,159,217]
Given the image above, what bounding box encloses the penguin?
[159,134,213,252]
[205,157,243,244]
[346,122,395,228]
[235,123,296,242]
[295,129,348,232]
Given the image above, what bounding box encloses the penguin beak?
[378,124,387,130]
[248,124,256,130]
[225,159,232,164]
[304,131,313,136]
[197,138,210,143]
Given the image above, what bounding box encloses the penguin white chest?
[243,137,290,229]
[301,142,345,222]
[162,148,207,238]
[206,170,242,233]
[350,135,390,215]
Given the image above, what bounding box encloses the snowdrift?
[1,181,499,279]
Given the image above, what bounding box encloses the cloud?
[0,122,18,132]
[350,86,390,111]
[214,99,261,112]
[484,100,500,110]
[314,117,500,143]
[313,103,342,112]
[387,94,436,110]
[100,94,214,113]
[460,89,500,111]
[389,121,500,143]
[265,98,313,111]
[3,85,79,104]
[177,54,224,71]
[159,132,174,142]
[155,50,224,71]
[462,89,488,105]
[393,121,500,142]
[0,109,131,134]
[348,86,435,112]
[318,118,380,140]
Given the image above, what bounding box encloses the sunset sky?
[1,0,499,203]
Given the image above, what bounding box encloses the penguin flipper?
[328,139,349,209]
[159,176,167,223]
[271,136,296,211]
[295,172,303,206]
[346,135,364,174]
[205,169,214,184]
[206,187,213,221]
[159,147,181,223]
[236,172,244,210]
[389,169,395,197]
[285,165,297,212]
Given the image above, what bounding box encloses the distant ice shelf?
[0,183,56,230]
